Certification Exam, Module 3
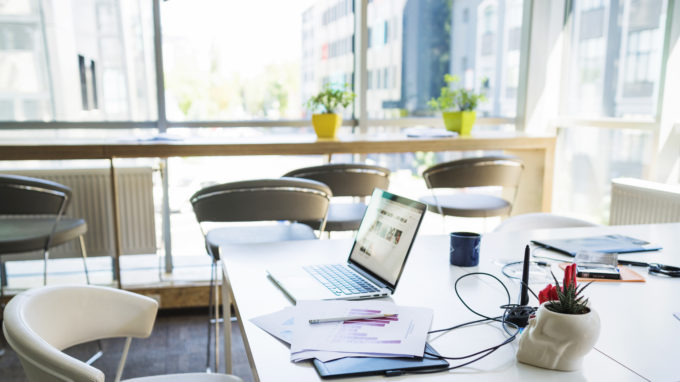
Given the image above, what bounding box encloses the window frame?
[1,0,526,130]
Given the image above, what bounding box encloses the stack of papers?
[404,127,458,138]
[251,300,432,362]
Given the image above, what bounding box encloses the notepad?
[532,234,661,257]
[312,342,448,378]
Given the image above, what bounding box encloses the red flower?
[563,263,577,290]
[538,284,558,304]
[538,263,579,305]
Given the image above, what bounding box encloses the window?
[554,126,654,222]
[0,0,156,122]
[367,0,524,119]
[564,0,667,118]
[162,0,352,121]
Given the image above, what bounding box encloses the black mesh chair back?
[190,177,332,371]
[421,155,524,218]
[283,163,390,232]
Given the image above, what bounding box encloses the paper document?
[250,300,433,363]
[250,306,408,362]
[291,300,432,360]
[250,306,387,362]
[250,306,296,344]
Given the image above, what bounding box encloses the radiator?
[610,178,680,225]
[4,167,157,258]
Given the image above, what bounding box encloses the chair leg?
[214,263,220,373]
[0,277,5,357]
[79,235,91,285]
[85,341,104,365]
[0,260,7,287]
[75,235,105,364]
[206,260,215,372]
[42,249,50,285]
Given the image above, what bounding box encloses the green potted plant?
[427,74,486,136]
[306,83,356,139]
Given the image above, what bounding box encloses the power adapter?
[502,305,536,328]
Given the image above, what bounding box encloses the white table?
[220,223,680,381]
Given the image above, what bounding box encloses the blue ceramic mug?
[450,232,481,267]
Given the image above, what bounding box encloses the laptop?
[267,188,427,303]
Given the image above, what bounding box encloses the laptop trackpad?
[268,269,336,301]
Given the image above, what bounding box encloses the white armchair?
[2,285,243,382]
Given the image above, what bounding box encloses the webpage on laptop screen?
[349,195,422,285]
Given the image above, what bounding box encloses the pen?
[309,313,396,324]
[617,260,649,267]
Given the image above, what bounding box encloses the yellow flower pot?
[442,111,476,136]
[312,113,342,138]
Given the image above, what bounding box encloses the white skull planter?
[517,303,600,371]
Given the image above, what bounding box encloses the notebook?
[312,342,448,378]
[531,234,661,257]
[267,189,427,303]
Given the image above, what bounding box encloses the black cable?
[428,316,502,334]
[454,272,510,320]
[407,272,523,375]
[501,260,549,280]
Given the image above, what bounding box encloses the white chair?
[493,212,599,232]
[2,285,243,382]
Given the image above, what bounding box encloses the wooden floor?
[0,308,254,381]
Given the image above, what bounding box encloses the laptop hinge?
[348,263,392,292]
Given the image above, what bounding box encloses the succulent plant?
[539,263,593,315]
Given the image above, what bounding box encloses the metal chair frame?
[190,178,331,372]
[284,163,390,232]
[421,156,524,225]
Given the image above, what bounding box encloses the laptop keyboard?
[304,264,379,296]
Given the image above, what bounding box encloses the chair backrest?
[0,174,71,215]
[2,285,158,382]
[494,213,599,233]
[422,155,524,189]
[190,177,332,223]
[283,163,390,197]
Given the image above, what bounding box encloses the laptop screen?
[348,189,427,288]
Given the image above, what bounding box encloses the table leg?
[109,158,123,289]
[221,265,232,374]
[505,146,555,214]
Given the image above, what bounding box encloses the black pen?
[617,259,649,267]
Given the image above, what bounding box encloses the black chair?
[0,174,91,291]
[420,155,524,223]
[283,163,390,232]
[0,174,92,359]
[190,177,332,372]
